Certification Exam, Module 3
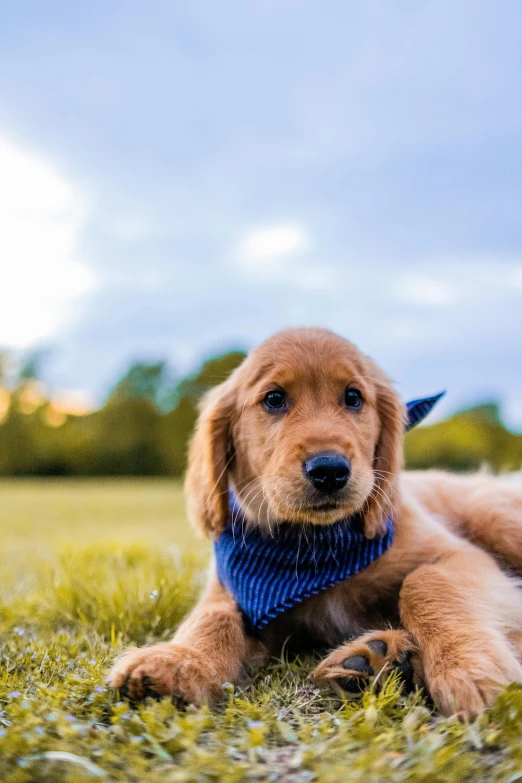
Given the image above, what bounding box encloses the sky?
[1,1,522,425]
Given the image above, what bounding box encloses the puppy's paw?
[313,629,422,698]
[429,659,522,719]
[107,642,223,707]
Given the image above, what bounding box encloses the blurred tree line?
[0,350,246,477]
[0,350,521,476]
[404,401,522,473]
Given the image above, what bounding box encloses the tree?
[107,362,172,409]
[161,351,247,476]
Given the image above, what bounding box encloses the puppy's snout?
[303,451,351,494]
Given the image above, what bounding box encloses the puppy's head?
[185,328,406,539]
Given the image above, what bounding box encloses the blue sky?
[1,1,522,425]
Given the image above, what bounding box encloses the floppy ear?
[185,378,236,539]
[364,378,406,538]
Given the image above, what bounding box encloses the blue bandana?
[215,392,444,629]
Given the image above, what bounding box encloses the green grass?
[1,480,522,782]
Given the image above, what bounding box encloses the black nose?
[303,451,351,494]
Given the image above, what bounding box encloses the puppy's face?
[186,328,405,538]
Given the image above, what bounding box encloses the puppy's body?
[109,329,522,716]
[269,472,522,650]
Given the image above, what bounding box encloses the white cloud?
[235,222,333,290]
[509,268,522,289]
[393,260,522,311]
[0,135,95,348]
[111,216,154,241]
[238,223,309,265]
[395,276,459,307]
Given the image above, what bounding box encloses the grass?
[1,480,522,781]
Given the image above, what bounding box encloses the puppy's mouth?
[306,501,343,513]
[258,476,371,526]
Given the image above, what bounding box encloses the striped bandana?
[215,392,444,629]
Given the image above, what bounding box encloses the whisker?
[371,483,397,517]
[205,450,236,508]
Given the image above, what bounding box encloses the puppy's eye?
[344,388,363,410]
[263,390,287,411]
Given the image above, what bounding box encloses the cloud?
[394,275,459,308]
[235,222,332,290]
[238,223,309,264]
[111,217,155,241]
[393,261,522,311]
[0,135,95,348]
[509,268,522,289]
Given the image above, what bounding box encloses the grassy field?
[2,480,522,782]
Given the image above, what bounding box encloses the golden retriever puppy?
[109,328,522,716]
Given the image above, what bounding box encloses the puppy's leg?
[108,573,265,706]
[399,546,522,717]
[314,628,423,697]
[469,482,522,569]
[429,474,522,571]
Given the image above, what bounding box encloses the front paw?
[107,643,223,706]
[313,629,422,698]
[430,662,522,718]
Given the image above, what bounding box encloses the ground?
[1,480,522,782]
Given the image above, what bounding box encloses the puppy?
[109,328,522,716]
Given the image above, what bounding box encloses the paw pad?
[342,655,374,675]
[337,645,416,696]
[337,676,368,694]
[338,655,374,695]
[392,652,415,692]
[367,639,388,656]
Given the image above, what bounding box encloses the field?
[1,480,522,782]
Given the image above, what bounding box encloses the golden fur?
[109,328,522,716]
